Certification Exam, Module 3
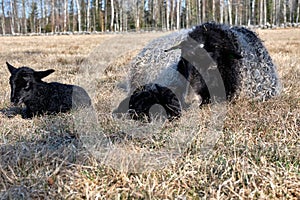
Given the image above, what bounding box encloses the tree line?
[1,0,300,35]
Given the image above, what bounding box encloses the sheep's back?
[128,29,190,94]
[46,82,91,112]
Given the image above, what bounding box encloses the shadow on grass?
[0,113,87,198]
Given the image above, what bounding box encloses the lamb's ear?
[6,62,17,74]
[34,69,55,80]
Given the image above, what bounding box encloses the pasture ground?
[0,29,299,199]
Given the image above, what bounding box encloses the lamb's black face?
[128,83,181,122]
[6,62,55,106]
[9,68,35,105]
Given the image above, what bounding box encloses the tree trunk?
[263,0,267,25]
[51,0,55,32]
[251,0,255,25]
[123,7,127,31]
[171,0,174,29]
[119,0,123,31]
[185,0,189,28]
[110,0,114,31]
[239,0,243,25]
[38,0,42,33]
[76,0,82,32]
[212,0,215,21]
[176,0,181,29]
[259,0,263,25]
[13,0,20,33]
[166,0,170,30]
[228,0,232,24]
[136,1,140,31]
[55,0,60,32]
[220,0,223,24]
[115,1,119,31]
[247,0,251,25]
[297,0,300,23]
[87,0,90,31]
[271,0,275,25]
[153,0,158,28]
[224,0,228,23]
[202,0,205,22]
[45,0,49,31]
[64,0,68,32]
[95,0,99,30]
[289,0,292,23]
[234,1,238,25]
[104,0,108,31]
[283,0,287,25]
[276,0,281,25]
[161,0,166,30]
[1,0,5,35]
[72,0,76,32]
[10,0,15,34]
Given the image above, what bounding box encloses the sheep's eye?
[24,82,31,91]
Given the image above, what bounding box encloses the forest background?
[1,0,300,35]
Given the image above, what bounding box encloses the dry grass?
[0,29,299,199]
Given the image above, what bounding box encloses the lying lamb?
[113,22,281,121]
[6,62,92,118]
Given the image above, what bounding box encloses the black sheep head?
[113,83,181,122]
[6,62,55,105]
[128,83,182,122]
[188,23,243,61]
[166,23,243,67]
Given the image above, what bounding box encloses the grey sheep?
[114,22,281,121]
[6,62,92,118]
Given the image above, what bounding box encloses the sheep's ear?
[165,40,191,52]
[164,42,184,52]
[6,62,17,75]
[227,50,243,59]
[34,69,55,80]
[165,39,204,52]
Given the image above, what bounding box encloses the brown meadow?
[0,29,299,199]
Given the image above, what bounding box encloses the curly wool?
[230,26,281,100]
[186,22,281,102]
[128,29,191,105]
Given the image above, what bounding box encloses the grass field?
[0,29,299,199]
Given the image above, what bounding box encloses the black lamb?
[6,62,92,118]
[114,83,181,122]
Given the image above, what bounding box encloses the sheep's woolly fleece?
[128,29,191,103]
[230,26,281,100]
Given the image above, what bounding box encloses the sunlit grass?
[0,29,299,198]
